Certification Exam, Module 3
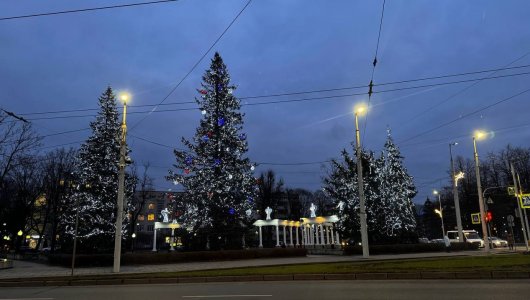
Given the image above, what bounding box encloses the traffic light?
[486,211,493,222]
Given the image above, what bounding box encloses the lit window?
[138,214,145,221]
[147,214,155,221]
[148,203,155,210]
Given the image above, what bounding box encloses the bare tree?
[129,162,153,242]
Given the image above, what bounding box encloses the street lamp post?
[473,130,490,252]
[449,142,464,242]
[354,103,369,258]
[433,190,445,237]
[113,92,129,273]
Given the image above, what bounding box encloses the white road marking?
[182,295,272,298]
[0,298,54,300]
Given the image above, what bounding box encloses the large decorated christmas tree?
[380,130,417,240]
[169,53,256,250]
[61,87,135,252]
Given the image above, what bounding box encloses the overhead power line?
[22,70,530,122]
[129,0,253,131]
[398,87,530,144]
[400,50,530,126]
[0,0,181,21]
[17,63,530,117]
[129,133,332,166]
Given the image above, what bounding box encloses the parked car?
[488,237,508,248]
[418,237,430,244]
[446,230,484,248]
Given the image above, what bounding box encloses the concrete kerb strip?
[1,271,530,287]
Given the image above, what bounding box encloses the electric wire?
[17,63,530,117]
[398,87,530,144]
[22,70,530,122]
[0,0,181,21]
[128,0,253,131]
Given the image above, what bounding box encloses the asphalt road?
[1,280,529,300]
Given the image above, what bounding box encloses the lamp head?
[353,103,368,116]
[474,130,487,141]
[119,92,131,105]
[433,190,439,195]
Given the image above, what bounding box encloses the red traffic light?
[486,211,493,222]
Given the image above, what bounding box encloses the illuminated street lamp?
[473,130,490,252]
[17,230,22,236]
[354,103,369,258]
[113,91,130,273]
[433,190,445,237]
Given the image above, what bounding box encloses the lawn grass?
[157,254,530,278]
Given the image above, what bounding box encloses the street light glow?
[353,103,368,116]
[433,190,439,195]
[119,92,130,104]
[474,130,487,140]
[434,209,442,217]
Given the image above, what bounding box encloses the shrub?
[343,242,478,255]
[48,248,307,267]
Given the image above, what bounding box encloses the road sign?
[508,186,515,195]
[507,215,515,227]
[471,213,481,224]
[520,194,530,209]
[487,197,494,204]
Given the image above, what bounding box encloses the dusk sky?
[2,0,530,204]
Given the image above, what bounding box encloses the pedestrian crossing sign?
[520,194,530,209]
[471,213,481,224]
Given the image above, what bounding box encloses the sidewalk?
[0,250,502,280]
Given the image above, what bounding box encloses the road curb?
[2,271,530,287]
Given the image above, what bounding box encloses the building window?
[147,214,155,221]
[138,214,145,221]
[148,203,155,210]
[147,225,154,232]
[137,225,144,232]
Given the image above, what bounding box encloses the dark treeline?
[417,145,530,242]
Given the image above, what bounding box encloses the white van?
[446,230,484,248]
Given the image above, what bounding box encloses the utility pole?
[510,162,529,251]
[473,135,489,252]
[354,104,369,258]
[113,93,128,273]
[449,143,464,242]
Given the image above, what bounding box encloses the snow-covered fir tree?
[168,53,256,250]
[61,87,135,252]
[323,129,417,244]
[380,129,417,240]
[323,149,360,241]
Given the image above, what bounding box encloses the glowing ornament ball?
[217,117,225,126]
[228,208,235,215]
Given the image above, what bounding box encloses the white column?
[170,228,175,251]
[336,232,340,245]
[296,226,299,246]
[275,225,280,247]
[289,226,294,246]
[315,225,320,245]
[320,225,325,245]
[152,228,157,251]
[258,226,263,248]
[330,225,335,244]
[326,225,331,245]
[283,226,287,246]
